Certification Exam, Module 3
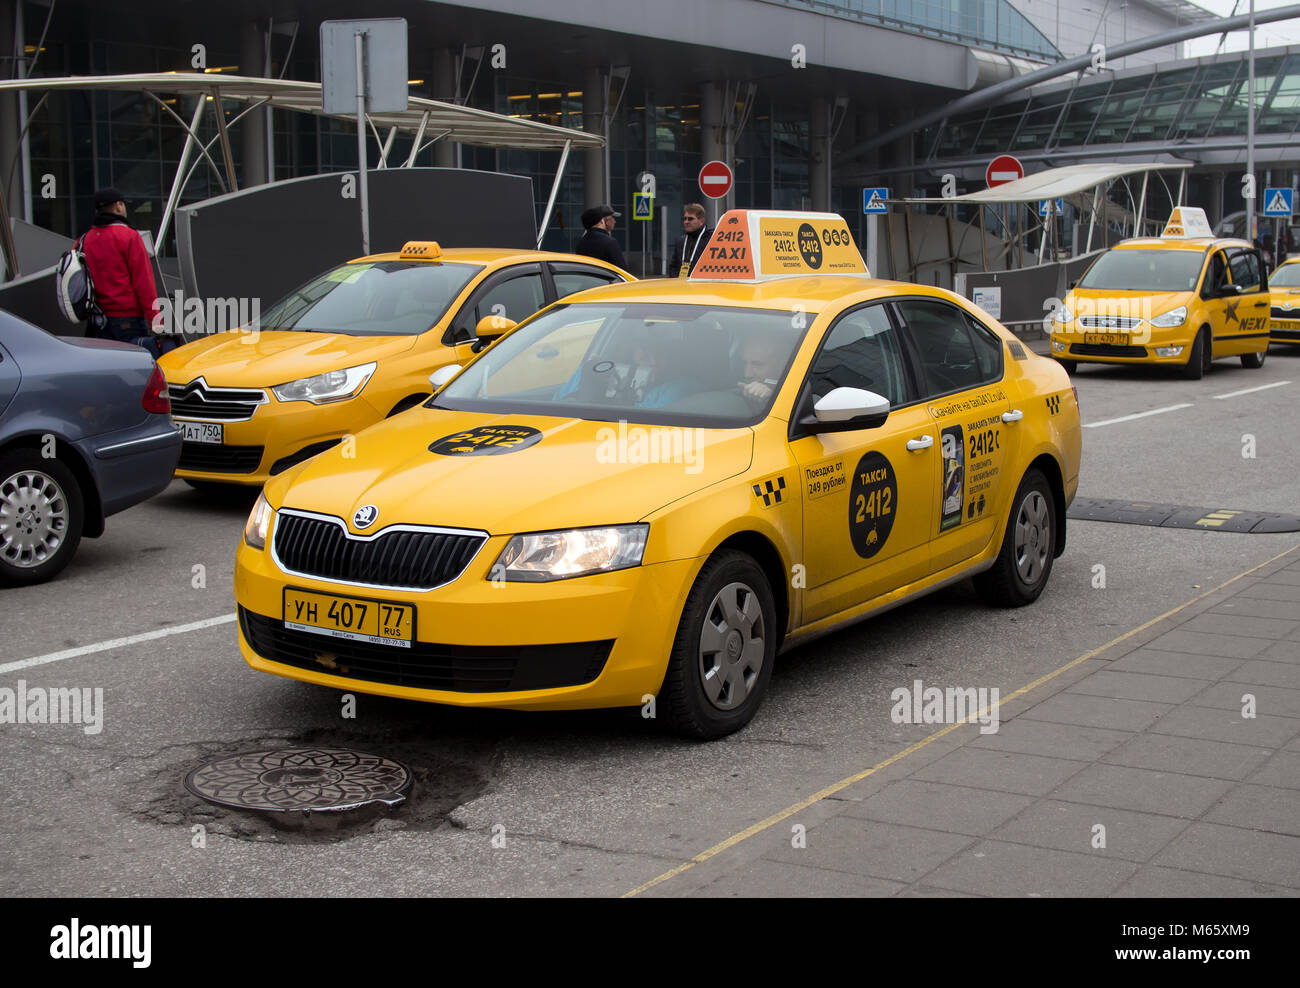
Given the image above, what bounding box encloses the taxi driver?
[738,335,783,403]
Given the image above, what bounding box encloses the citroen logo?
[353,505,379,529]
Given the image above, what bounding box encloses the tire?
[972,468,1056,608]
[657,550,777,740]
[0,451,85,586]
[1240,349,1267,369]
[1057,359,1077,374]
[1180,327,1210,380]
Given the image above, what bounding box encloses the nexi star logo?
[353,505,378,529]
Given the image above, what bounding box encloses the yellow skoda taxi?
[1268,257,1300,345]
[1051,207,1271,378]
[234,210,1082,739]
[158,244,630,488]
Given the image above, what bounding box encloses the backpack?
[55,235,105,330]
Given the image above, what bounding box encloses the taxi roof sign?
[399,240,443,259]
[689,209,868,281]
[1160,207,1213,240]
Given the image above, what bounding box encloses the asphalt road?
[2,347,1298,896]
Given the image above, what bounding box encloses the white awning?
[905,161,1194,204]
[0,72,604,150]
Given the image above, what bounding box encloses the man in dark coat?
[669,202,712,277]
[575,205,627,270]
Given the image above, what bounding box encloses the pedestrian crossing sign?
[633,192,653,221]
[863,187,889,214]
[1263,188,1294,218]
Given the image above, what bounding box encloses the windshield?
[259,260,482,336]
[1078,249,1204,292]
[432,302,808,427]
[1271,263,1300,288]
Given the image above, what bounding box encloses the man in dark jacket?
[669,202,712,277]
[81,187,161,350]
[575,205,627,269]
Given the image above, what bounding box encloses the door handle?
[906,435,933,451]
[1252,302,1268,307]
[1001,409,1024,423]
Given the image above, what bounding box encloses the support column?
[431,47,457,167]
[239,21,268,187]
[810,97,830,211]
[0,0,22,225]
[583,66,606,207]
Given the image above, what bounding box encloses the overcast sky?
[1184,0,1300,55]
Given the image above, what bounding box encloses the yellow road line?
[622,542,1300,898]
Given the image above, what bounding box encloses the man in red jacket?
[81,187,162,352]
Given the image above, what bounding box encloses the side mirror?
[475,314,516,341]
[1068,280,1077,290]
[428,364,462,391]
[799,387,891,434]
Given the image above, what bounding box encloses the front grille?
[240,607,612,692]
[1271,307,1300,319]
[273,511,484,590]
[1271,327,1300,341]
[1078,315,1142,331]
[178,443,264,473]
[168,379,267,421]
[1070,342,1149,358]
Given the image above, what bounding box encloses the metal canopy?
[904,161,1194,204]
[0,72,604,150]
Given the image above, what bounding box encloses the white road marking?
[1082,403,1193,428]
[1211,380,1291,400]
[0,613,237,675]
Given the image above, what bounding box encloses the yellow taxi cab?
[158,244,631,488]
[1268,257,1300,345]
[234,210,1082,739]
[1051,207,1271,378]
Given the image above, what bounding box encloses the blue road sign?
[863,187,889,214]
[632,192,653,221]
[1039,197,1065,216]
[1263,187,1294,218]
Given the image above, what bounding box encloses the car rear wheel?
[972,468,1056,608]
[0,452,85,586]
[1181,327,1210,380]
[1240,349,1267,369]
[658,550,777,740]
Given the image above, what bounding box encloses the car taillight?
[1071,386,1079,407]
[142,364,170,414]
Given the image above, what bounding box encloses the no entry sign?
[986,155,1024,188]
[699,160,734,199]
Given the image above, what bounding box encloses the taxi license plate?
[176,420,223,444]
[1084,333,1130,346]
[283,588,414,649]
[1274,320,1300,331]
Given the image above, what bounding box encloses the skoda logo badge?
[353,505,379,529]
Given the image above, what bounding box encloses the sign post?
[321,19,409,256]
[698,160,734,224]
[863,187,888,277]
[985,154,1024,189]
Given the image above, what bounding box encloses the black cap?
[581,205,620,228]
[93,187,127,209]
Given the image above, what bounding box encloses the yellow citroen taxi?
[234,210,1081,739]
[1268,257,1300,346]
[158,244,630,488]
[1051,207,1271,378]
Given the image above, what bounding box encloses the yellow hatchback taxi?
[1268,257,1300,345]
[158,244,630,488]
[234,210,1082,739]
[1051,207,1271,378]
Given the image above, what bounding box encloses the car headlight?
[492,524,649,581]
[1054,305,1074,324]
[1150,306,1187,328]
[271,362,376,404]
[244,491,273,550]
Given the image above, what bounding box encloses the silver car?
[0,310,181,585]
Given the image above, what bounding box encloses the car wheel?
[0,451,85,586]
[1180,326,1210,380]
[1057,359,1077,374]
[658,550,777,740]
[972,468,1056,608]
[1240,349,1267,369]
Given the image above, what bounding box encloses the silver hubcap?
[0,470,69,568]
[698,581,765,711]
[1014,490,1051,587]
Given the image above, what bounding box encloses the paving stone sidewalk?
[646,549,1300,897]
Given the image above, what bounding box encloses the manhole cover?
[184,747,412,818]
